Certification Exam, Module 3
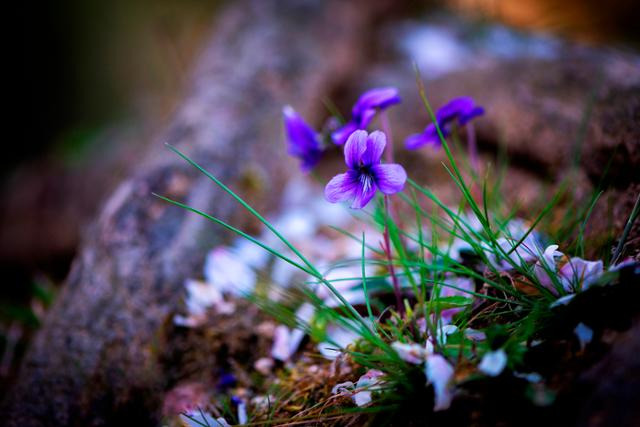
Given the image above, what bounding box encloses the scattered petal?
[180,411,230,427]
[574,323,593,351]
[232,238,270,270]
[392,342,427,364]
[352,369,385,407]
[236,399,248,425]
[204,247,257,296]
[318,326,360,359]
[271,325,305,361]
[254,357,274,375]
[514,372,543,383]
[425,354,455,411]
[549,294,575,308]
[478,349,507,377]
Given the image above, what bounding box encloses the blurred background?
[3,0,639,387]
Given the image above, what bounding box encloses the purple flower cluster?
[406,97,484,150]
[284,89,484,209]
[325,130,406,209]
[283,88,400,173]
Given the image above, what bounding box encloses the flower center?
[358,169,374,193]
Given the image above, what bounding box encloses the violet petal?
[361,130,386,166]
[283,105,322,171]
[371,164,406,194]
[331,121,358,146]
[405,123,443,150]
[459,105,485,125]
[324,171,358,203]
[343,130,368,168]
[350,179,378,209]
[353,87,401,116]
[559,258,603,292]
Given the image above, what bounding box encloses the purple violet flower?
[406,96,484,150]
[325,130,407,209]
[283,105,323,172]
[332,87,401,145]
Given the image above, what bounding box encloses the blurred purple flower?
[559,257,603,292]
[332,87,401,145]
[325,130,407,209]
[534,245,603,295]
[406,96,484,150]
[283,105,323,172]
[216,373,237,391]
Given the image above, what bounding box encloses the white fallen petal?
[271,325,306,361]
[184,279,223,317]
[478,349,507,377]
[353,390,372,407]
[295,303,316,324]
[254,357,274,375]
[237,401,247,425]
[250,395,275,411]
[425,354,455,411]
[324,290,367,308]
[311,197,352,228]
[356,369,385,388]
[514,372,543,383]
[173,314,199,328]
[231,238,270,270]
[439,324,458,341]
[392,342,427,364]
[352,369,385,406]
[270,258,300,288]
[574,323,593,351]
[318,326,360,359]
[273,209,317,242]
[204,247,257,296]
[444,237,473,262]
[425,339,435,356]
[180,411,230,427]
[550,294,575,308]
